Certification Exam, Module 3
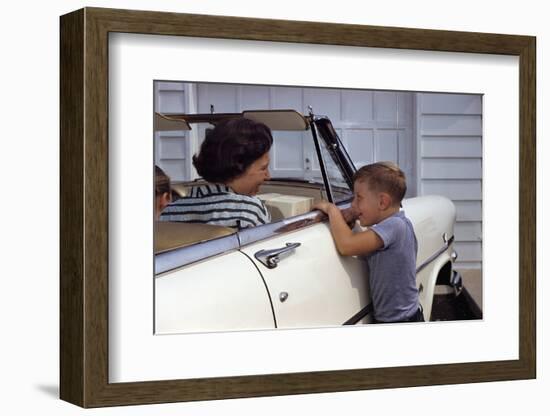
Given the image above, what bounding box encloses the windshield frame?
[310,115,357,203]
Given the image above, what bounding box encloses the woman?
[160,118,272,228]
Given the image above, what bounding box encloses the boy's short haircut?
[353,161,407,204]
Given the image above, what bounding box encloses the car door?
[155,229,276,334]
[238,221,370,329]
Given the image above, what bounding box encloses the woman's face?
[229,152,271,196]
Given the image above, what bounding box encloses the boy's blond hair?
[353,162,407,205]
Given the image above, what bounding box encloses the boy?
[313,162,423,324]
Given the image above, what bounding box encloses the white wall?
[1,1,546,416]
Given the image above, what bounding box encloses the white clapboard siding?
[154,82,190,182]
[422,159,482,179]
[455,222,482,242]
[417,93,483,269]
[454,201,482,222]
[453,242,482,263]
[422,136,482,157]
[421,115,481,136]
[420,93,482,114]
[422,179,482,200]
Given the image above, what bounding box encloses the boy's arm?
[314,202,383,256]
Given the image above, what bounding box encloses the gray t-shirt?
[366,210,419,322]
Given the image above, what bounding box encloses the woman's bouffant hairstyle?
[192,118,273,183]
[155,165,171,196]
[353,161,407,204]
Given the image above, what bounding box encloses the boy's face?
[351,180,385,227]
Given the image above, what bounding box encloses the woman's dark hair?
[192,118,273,183]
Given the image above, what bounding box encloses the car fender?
[416,251,453,320]
[155,250,275,334]
[403,195,456,320]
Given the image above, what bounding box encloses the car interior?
[156,180,335,254]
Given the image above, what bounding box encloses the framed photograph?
[60,7,536,408]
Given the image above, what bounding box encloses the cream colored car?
[154,110,460,334]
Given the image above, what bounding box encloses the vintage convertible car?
[154,110,461,334]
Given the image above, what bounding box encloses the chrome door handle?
[254,242,301,269]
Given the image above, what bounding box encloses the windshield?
[310,117,356,203]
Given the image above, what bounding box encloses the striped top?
[159,183,271,229]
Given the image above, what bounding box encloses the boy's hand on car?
[313,202,357,223]
[312,200,332,214]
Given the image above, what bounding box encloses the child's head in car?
[155,165,172,220]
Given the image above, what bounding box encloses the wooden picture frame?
[60,7,536,408]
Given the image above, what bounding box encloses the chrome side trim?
[155,234,240,275]
[238,212,320,247]
[415,235,455,274]
[238,201,352,247]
